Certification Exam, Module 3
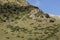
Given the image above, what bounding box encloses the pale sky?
[27,0,60,15]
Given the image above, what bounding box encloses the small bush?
[28,38,33,40]
[16,35,20,38]
[30,23,34,25]
[5,37,10,39]
[49,19,55,23]
[45,14,50,18]
[35,38,39,40]
[49,18,55,23]
[0,17,6,23]
[21,28,28,33]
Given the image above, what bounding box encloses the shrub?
[45,14,50,18]
[16,35,20,38]
[35,38,39,40]
[7,25,13,29]
[49,18,55,23]
[49,19,55,23]
[33,27,38,30]
[5,37,10,39]
[0,17,6,23]
[35,13,40,17]
[21,28,28,33]
[30,23,34,25]
[28,38,33,40]
[15,17,20,20]
[14,26,20,31]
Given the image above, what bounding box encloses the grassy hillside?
[0,0,60,40]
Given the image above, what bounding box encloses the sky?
[27,0,60,15]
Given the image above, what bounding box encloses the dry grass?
[0,1,60,40]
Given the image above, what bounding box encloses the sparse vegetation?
[0,0,60,40]
[34,13,41,17]
[35,19,42,22]
[7,25,20,32]
[20,27,28,33]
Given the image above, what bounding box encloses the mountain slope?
[0,0,60,40]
